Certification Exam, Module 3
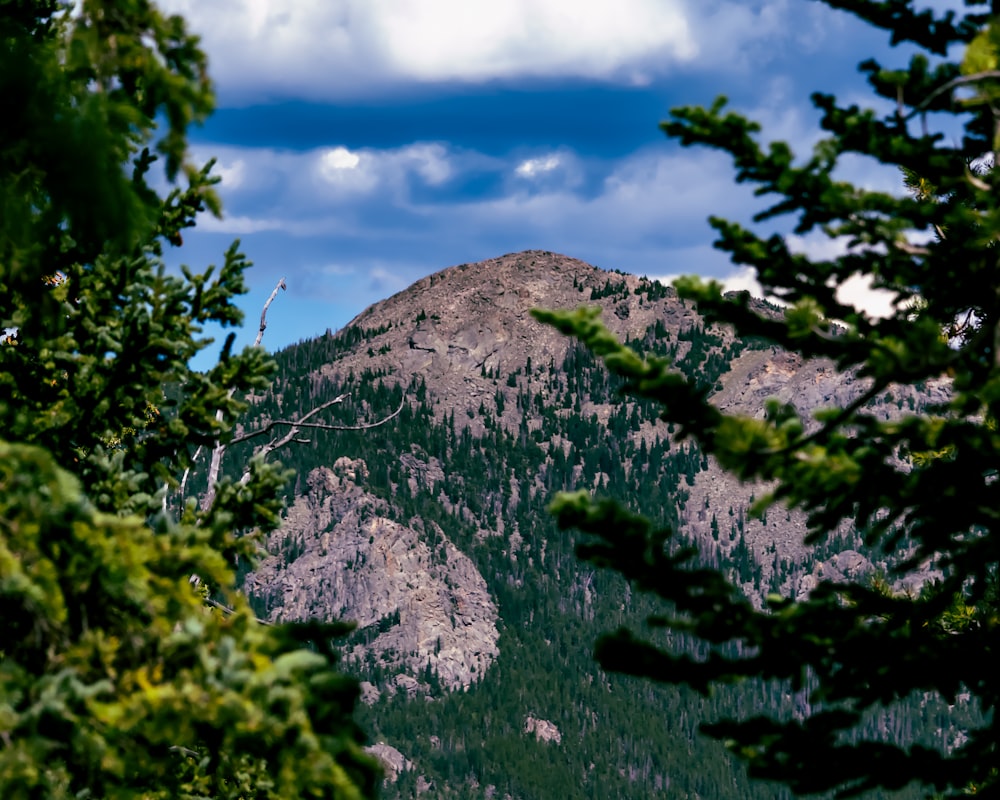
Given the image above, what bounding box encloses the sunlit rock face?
[245,457,500,693]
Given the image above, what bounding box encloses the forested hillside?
[208,252,971,799]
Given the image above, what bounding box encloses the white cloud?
[835,273,898,319]
[784,232,852,263]
[321,146,361,171]
[515,155,561,178]
[159,0,812,100]
[315,262,357,277]
[373,0,695,83]
[367,265,409,293]
[686,0,808,73]
[592,147,755,233]
[188,140,904,325]
[353,144,744,240]
[651,266,764,299]
[193,143,459,224]
[648,231,903,320]
[186,142,753,273]
[785,233,900,318]
[315,146,379,194]
[196,213,287,234]
[311,143,454,200]
[720,266,764,297]
[212,157,246,189]
[400,144,453,185]
[653,263,900,321]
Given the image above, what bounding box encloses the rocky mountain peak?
[312,250,698,428]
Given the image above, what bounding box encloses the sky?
[158,0,942,360]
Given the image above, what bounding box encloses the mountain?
[223,251,960,799]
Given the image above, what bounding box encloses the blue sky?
[159,0,933,359]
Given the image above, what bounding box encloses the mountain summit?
[313,250,699,425]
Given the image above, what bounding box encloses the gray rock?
[524,715,562,744]
[366,743,412,783]
[245,458,499,693]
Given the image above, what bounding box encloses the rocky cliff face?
[245,251,707,693]
[680,346,949,599]
[713,347,951,423]
[244,456,499,694]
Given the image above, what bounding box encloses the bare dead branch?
[202,277,287,511]
[179,444,203,503]
[245,402,407,437]
[904,71,1000,121]
[254,277,287,348]
[186,279,405,622]
[968,170,991,193]
[229,393,349,445]
[204,595,270,625]
[201,429,224,510]
[237,395,406,485]
[892,241,931,257]
[948,308,977,339]
[198,271,407,508]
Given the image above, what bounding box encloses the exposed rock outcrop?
[366,743,412,784]
[524,715,562,744]
[714,347,951,423]
[230,250,964,799]
[252,251,949,644]
[245,457,499,692]
[683,347,948,597]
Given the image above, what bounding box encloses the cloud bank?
[162,0,820,101]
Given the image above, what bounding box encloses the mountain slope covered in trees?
[218,251,968,799]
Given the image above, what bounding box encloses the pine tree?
[536,1,1000,796]
[0,3,378,797]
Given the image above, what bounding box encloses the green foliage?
[536,2,1000,797]
[0,2,378,797]
[0,441,374,799]
[589,278,628,300]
